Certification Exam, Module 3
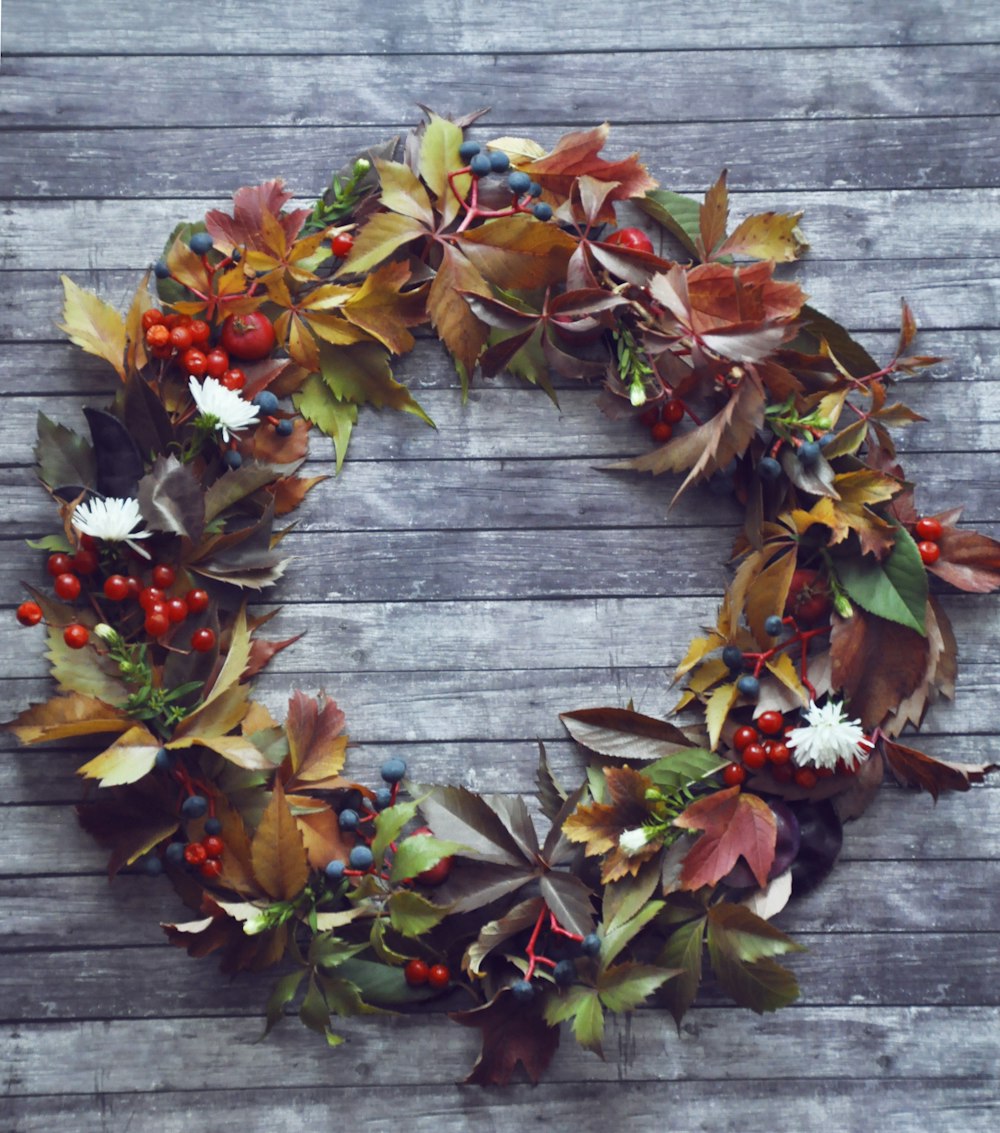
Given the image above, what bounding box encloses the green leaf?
[298,973,330,1035]
[544,985,604,1056]
[319,341,434,427]
[706,904,804,1014]
[371,799,419,866]
[337,957,439,1006]
[656,915,706,1027]
[388,834,465,883]
[293,373,357,472]
[637,190,701,257]
[642,748,728,793]
[834,525,928,635]
[601,900,666,967]
[262,969,304,1037]
[387,890,448,937]
[35,412,95,492]
[597,962,676,1013]
[26,534,72,553]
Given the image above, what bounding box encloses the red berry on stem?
[145,612,170,637]
[732,726,758,752]
[169,325,193,352]
[103,574,130,601]
[768,742,792,765]
[918,541,941,565]
[54,573,81,601]
[756,711,784,736]
[741,743,767,770]
[184,842,208,866]
[221,368,246,391]
[146,324,170,348]
[784,568,832,625]
[186,588,210,614]
[404,958,429,986]
[63,624,89,649]
[604,227,654,254]
[47,553,73,577]
[188,319,211,346]
[722,762,747,787]
[191,627,216,652]
[662,399,685,425]
[202,836,224,858]
[152,564,176,590]
[915,517,943,542]
[205,349,229,378]
[182,348,207,376]
[794,767,818,789]
[650,421,673,443]
[200,858,224,879]
[71,549,99,575]
[17,601,43,627]
[330,232,354,258]
[166,598,188,624]
[141,309,165,331]
[125,576,142,600]
[427,964,450,990]
[139,587,165,610]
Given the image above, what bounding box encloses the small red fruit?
[404,958,429,986]
[139,587,165,610]
[662,399,685,425]
[915,516,943,542]
[768,742,792,766]
[141,309,165,331]
[63,624,89,649]
[188,319,211,346]
[184,842,208,866]
[219,311,276,361]
[166,598,188,624]
[205,349,229,378]
[918,541,941,565]
[152,564,176,590]
[650,421,673,444]
[793,767,818,789]
[200,858,223,879]
[427,964,450,990]
[722,762,747,787]
[784,568,832,625]
[71,549,99,575]
[103,574,130,601]
[201,836,224,858]
[16,601,43,627]
[169,325,193,352]
[221,368,246,391]
[125,576,142,600]
[756,711,784,736]
[47,553,73,577]
[145,324,170,348]
[54,573,81,601]
[191,627,216,652]
[182,348,208,376]
[330,232,354,258]
[145,612,170,637]
[732,726,758,752]
[741,743,767,770]
[604,227,655,254]
[186,588,210,613]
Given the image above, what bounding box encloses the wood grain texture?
[3,1,999,1127]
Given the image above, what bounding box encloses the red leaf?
[451,987,560,1085]
[880,738,997,801]
[244,632,304,680]
[674,787,776,889]
[929,526,1000,593]
[205,181,309,254]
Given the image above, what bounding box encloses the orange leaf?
[251,777,310,901]
[8,693,129,745]
[284,691,348,788]
[699,170,729,259]
[674,787,776,889]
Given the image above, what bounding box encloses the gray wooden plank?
[8,0,1000,54]
[2,192,998,269]
[3,48,998,129]
[5,117,999,199]
[6,1080,998,1133]
[3,1008,998,1094]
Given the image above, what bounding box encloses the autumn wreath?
[8,110,999,1085]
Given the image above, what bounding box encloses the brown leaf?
[296,803,356,871]
[699,170,729,259]
[284,691,348,790]
[267,474,328,516]
[674,787,777,889]
[250,778,310,901]
[451,987,561,1085]
[77,725,161,787]
[560,707,694,759]
[427,244,491,382]
[881,738,996,801]
[929,526,1000,593]
[8,693,129,745]
[883,598,957,734]
[76,781,179,878]
[204,180,309,254]
[244,631,305,680]
[457,214,577,291]
[563,766,659,882]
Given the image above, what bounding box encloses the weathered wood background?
[2,1,999,1129]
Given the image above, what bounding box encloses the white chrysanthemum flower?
[188,375,259,441]
[72,496,151,558]
[619,827,652,856]
[786,699,874,771]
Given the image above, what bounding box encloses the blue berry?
[580,933,601,957]
[275,418,293,437]
[532,203,553,221]
[181,795,208,819]
[325,859,346,882]
[469,153,492,177]
[553,959,576,987]
[252,390,279,414]
[488,150,510,173]
[758,456,782,481]
[373,786,393,811]
[348,845,374,871]
[339,808,360,832]
[798,441,821,465]
[165,842,186,867]
[189,231,214,255]
[223,450,242,470]
[380,757,407,784]
[143,856,164,876]
[154,746,174,771]
[723,644,744,671]
[737,675,760,699]
[204,817,223,836]
[153,260,170,280]
[818,433,835,449]
[507,171,531,195]
[764,615,785,636]
[528,181,542,198]
[458,140,481,161]
[510,978,535,1003]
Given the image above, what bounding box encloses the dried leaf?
[8,693,129,744]
[77,725,161,787]
[560,707,694,761]
[452,987,560,1086]
[674,787,777,889]
[718,211,807,263]
[58,276,126,379]
[251,778,310,901]
[880,738,996,801]
[284,691,348,790]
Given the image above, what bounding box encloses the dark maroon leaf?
[84,407,144,498]
[451,987,561,1086]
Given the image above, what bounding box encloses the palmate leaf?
[77,724,161,787]
[293,374,357,472]
[673,786,777,889]
[880,737,997,800]
[137,454,205,541]
[387,889,448,937]
[283,690,347,789]
[656,914,707,1026]
[319,341,434,426]
[560,706,694,761]
[705,903,804,1014]
[8,692,129,745]
[637,189,701,256]
[452,987,560,1086]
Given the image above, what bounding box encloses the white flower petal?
[189,376,260,440]
[72,497,150,545]
[786,699,873,770]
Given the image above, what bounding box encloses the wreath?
[8,109,999,1086]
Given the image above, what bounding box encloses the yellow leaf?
[419,112,467,225]
[487,135,547,161]
[338,212,427,277]
[671,689,697,715]
[8,693,129,745]
[343,261,417,354]
[78,725,161,786]
[705,682,739,751]
[745,548,796,648]
[251,778,310,901]
[124,273,153,375]
[374,158,434,226]
[176,606,251,722]
[764,653,809,706]
[242,700,280,734]
[687,657,730,695]
[674,633,724,678]
[718,211,808,262]
[834,469,903,506]
[57,276,126,379]
[168,732,274,771]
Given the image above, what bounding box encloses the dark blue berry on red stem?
[189,231,214,255]
[458,141,481,161]
[580,933,601,957]
[798,441,821,465]
[758,456,782,481]
[349,845,374,871]
[339,808,360,832]
[325,859,346,882]
[380,757,407,784]
[223,450,243,470]
[532,203,553,221]
[205,817,223,836]
[275,419,294,437]
[508,170,531,195]
[181,795,208,819]
[737,675,760,698]
[153,260,170,279]
[469,153,492,177]
[489,150,510,173]
[553,959,576,987]
[764,615,785,636]
[253,390,279,414]
[510,979,535,1003]
[723,645,744,671]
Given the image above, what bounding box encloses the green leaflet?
[636,190,701,257]
[834,525,929,635]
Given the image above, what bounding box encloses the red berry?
[201,835,224,858]
[71,549,99,575]
[204,349,229,378]
[79,534,97,551]
[404,958,429,986]
[63,623,89,649]
[219,311,276,361]
[54,573,81,601]
[741,743,767,770]
[125,576,142,600]
[186,588,210,613]
[191,627,216,652]
[16,601,43,627]
[103,574,130,601]
[221,368,246,391]
[604,227,655,254]
[768,742,792,766]
[662,399,685,425]
[793,767,818,789]
[169,325,193,352]
[200,858,224,879]
[756,711,784,736]
[166,597,189,624]
[152,564,176,589]
[732,726,758,752]
[47,553,73,577]
[184,842,208,866]
[182,347,208,376]
[141,309,165,331]
[722,762,747,786]
[915,517,943,542]
[427,964,450,990]
[138,587,164,610]
[188,319,211,346]
[330,232,354,258]
[650,421,673,443]
[784,568,832,626]
[145,612,170,637]
[918,541,940,565]
[146,600,167,618]
[146,324,170,348]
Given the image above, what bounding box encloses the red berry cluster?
[723,711,795,786]
[914,515,943,565]
[143,310,246,389]
[183,834,225,879]
[403,958,451,989]
[638,397,686,443]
